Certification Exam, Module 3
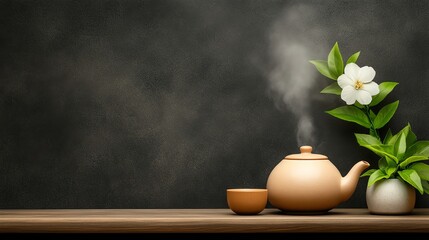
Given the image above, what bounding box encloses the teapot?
[266,145,370,213]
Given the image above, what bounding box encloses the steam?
[267,4,327,147]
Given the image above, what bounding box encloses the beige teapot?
[266,145,370,213]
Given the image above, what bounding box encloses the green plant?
[310,42,429,194]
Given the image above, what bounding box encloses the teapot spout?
[340,161,370,202]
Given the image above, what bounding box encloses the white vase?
[366,178,416,215]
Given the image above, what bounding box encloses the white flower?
[337,63,380,105]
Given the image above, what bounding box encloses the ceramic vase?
[366,178,415,215]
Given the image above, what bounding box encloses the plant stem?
[363,105,380,141]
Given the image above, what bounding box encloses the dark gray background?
[0,0,428,209]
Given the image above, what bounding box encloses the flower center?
[354,80,364,90]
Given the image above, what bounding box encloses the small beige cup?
[226,189,268,215]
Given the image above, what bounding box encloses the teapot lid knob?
[300,146,313,154]
[285,145,328,160]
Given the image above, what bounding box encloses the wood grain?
[1,208,429,233]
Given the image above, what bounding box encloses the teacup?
[226,188,268,215]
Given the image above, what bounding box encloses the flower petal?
[356,90,372,105]
[362,82,380,96]
[359,66,376,83]
[341,86,358,105]
[337,74,354,89]
[344,63,360,80]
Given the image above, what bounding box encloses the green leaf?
[355,133,382,145]
[388,124,414,148]
[385,167,397,177]
[387,130,400,146]
[378,157,387,169]
[394,132,407,160]
[373,101,399,129]
[367,169,389,187]
[409,163,429,181]
[399,155,428,169]
[327,42,344,79]
[346,51,360,65]
[326,106,370,128]
[309,60,336,80]
[363,145,397,162]
[378,156,397,177]
[422,181,429,194]
[405,123,417,147]
[370,82,399,107]
[383,129,393,144]
[355,134,398,162]
[357,145,398,164]
[320,82,342,95]
[386,156,398,167]
[361,169,376,177]
[398,169,424,194]
[404,141,429,159]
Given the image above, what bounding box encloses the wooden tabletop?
[1,208,429,233]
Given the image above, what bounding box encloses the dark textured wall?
[0,0,428,208]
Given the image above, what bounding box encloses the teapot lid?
[285,146,328,160]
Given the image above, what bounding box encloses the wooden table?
[1,208,429,233]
